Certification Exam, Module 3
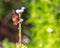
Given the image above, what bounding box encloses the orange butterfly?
[11,10,19,25]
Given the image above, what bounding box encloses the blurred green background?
[0,0,60,48]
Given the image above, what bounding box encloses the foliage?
[0,0,60,48]
[2,39,27,48]
[2,39,16,48]
[23,0,60,48]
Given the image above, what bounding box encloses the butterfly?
[11,10,19,25]
[11,9,24,25]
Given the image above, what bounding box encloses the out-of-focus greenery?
[0,0,60,48]
[2,39,16,48]
[23,0,60,48]
[2,39,27,48]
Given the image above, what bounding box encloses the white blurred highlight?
[16,7,25,13]
[19,18,24,23]
[47,28,53,32]
[40,43,42,47]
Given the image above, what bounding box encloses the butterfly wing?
[11,10,19,25]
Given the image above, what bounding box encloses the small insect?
[11,10,19,25]
[11,10,24,25]
[11,7,25,25]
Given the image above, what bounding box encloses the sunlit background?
[0,0,60,48]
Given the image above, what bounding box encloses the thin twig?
[16,14,21,48]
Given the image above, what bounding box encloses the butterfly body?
[11,10,24,25]
[11,10,19,25]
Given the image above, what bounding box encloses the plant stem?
[16,14,21,48]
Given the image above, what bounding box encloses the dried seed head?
[21,7,25,10]
[18,18,24,23]
[16,6,25,13]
